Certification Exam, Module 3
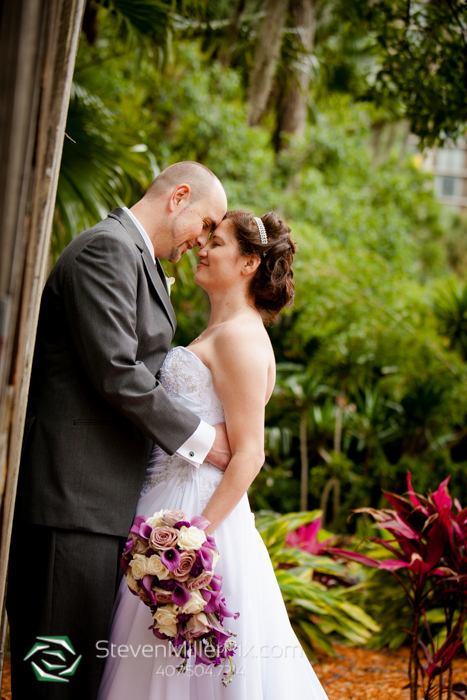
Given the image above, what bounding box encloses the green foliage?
[56,1,467,547]
[433,279,467,361]
[343,0,467,146]
[255,511,379,658]
[53,85,153,261]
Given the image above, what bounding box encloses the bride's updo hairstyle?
[224,210,296,324]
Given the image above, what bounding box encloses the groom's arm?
[61,231,210,456]
[180,422,230,470]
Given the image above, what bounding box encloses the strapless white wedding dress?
[98,346,329,700]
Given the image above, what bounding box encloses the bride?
[98,210,329,699]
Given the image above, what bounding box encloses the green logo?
[23,636,82,682]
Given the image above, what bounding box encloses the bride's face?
[194,220,258,293]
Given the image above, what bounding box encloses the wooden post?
[0,0,85,683]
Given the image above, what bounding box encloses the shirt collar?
[123,206,155,264]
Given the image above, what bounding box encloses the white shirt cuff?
[176,420,216,468]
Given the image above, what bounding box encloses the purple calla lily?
[205,533,218,553]
[141,575,157,605]
[202,587,222,613]
[161,548,181,571]
[139,521,154,540]
[120,555,130,574]
[190,515,210,531]
[198,545,214,571]
[171,584,191,607]
[129,515,147,534]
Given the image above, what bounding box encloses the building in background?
[421,139,467,212]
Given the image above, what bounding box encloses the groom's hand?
[206,423,231,471]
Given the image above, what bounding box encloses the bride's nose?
[196,245,208,259]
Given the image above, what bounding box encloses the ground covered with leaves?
[3,645,467,700]
[315,644,467,699]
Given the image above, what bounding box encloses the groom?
[7,162,229,698]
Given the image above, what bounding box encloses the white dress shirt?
[122,207,216,466]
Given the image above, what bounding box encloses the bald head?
[130,160,227,260]
[144,161,225,204]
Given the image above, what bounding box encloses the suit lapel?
[108,208,177,332]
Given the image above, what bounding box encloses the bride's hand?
[206,423,231,471]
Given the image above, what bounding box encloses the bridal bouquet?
[120,509,239,686]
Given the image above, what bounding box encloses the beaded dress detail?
[140,347,224,509]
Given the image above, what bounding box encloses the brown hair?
[224,210,296,324]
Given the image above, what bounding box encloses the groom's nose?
[193,229,209,249]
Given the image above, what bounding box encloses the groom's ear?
[241,255,261,277]
[168,184,191,211]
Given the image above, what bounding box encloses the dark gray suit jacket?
[15,208,200,537]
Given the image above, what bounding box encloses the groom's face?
[166,187,227,263]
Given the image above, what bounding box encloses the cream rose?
[177,526,206,551]
[153,604,179,637]
[145,554,170,579]
[146,510,166,528]
[129,553,148,580]
[125,570,141,593]
[180,589,206,615]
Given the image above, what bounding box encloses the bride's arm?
[201,323,271,533]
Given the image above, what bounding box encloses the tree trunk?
[219,0,246,66]
[275,0,318,150]
[320,476,340,527]
[334,406,342,454]
[334,393,347,454]
[247,0,289,126]
[0,0,85,684]
[300,408,309,511]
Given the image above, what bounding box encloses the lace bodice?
[140,346,224,507]
[158,346,224,424]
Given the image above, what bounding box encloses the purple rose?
[184,612,211,640]
[187,571,213,591]
[149,526,179,551]
[172,551,197,582]
[131,535,149,555]
[161,510,186,527]
[152,586,173,604]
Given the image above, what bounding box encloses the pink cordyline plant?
[327,473,467,700]
[285,518,336,555]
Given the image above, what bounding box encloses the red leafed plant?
[328,473,467,700]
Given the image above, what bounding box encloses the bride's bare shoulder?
[210,318,275,399]
[215,317,273,360]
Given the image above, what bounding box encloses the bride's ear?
[241,255,261,278]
